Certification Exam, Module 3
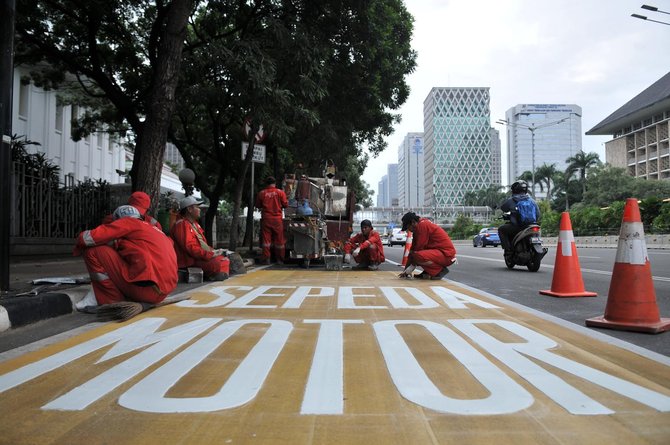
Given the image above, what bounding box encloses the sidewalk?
[0,256,220,332]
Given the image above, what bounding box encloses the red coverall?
[410,218,457,277]
[255,184,289,261]
[344,230,386,265]
[171,217,230,278]
[73,218,178,305]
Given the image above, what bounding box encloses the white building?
[12,66,125,184]
[504,104,582,189]
[11,66,189,195]
[398,133,424,208]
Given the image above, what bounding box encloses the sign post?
[242,143,266,251]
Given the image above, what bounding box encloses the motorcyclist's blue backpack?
[516,199,537,225]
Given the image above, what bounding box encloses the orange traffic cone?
[540,212,597,298]
[401,230,413,267]
[586,198,670,334]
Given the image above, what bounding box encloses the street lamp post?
[632,4,670,25]
[178,168,195,197]
[496,116,570,197]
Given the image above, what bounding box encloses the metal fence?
[11,162,111,239]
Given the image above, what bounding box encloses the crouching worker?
[398,212,456,280]
[171,196,230,281]
[73,205,178,308]
[344,219,385,270]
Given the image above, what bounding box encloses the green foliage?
[651,202,670,233]
[449,214,480,240]
[462,185,507,208]
[10,135,60,186]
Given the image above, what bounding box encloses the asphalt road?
[382,242,670,357]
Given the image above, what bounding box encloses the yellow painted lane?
[0,269,669,445]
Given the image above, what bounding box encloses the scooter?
[500,215,548,272]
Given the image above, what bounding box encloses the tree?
[15,0,194,210]
[581,165,636,207]
[534,163,559,201]
[462,185,506,208]
[566,150,601,195]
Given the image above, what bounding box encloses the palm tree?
[566,151,601,195]
[534,163,559,201]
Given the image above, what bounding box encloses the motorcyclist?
[498,181,541,255]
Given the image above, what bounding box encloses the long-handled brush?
[95,292,192,322]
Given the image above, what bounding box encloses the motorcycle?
[500,214,548,272]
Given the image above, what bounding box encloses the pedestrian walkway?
[0,269,668,444]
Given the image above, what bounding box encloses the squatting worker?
[128,191,162,229]
[73,205,177,306]
[101,190,162,229]
[344,219,385,270]
[398,211,456,280]
[255,176,288,265]
[171,196,230,281]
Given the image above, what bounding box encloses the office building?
[505,104,582,187]
[587,71,670,180]
[398,133,425,208]
[423,87,493,206]
[377,175,388,207]
[490,128,502,186]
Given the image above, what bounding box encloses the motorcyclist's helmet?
[511,181,528,194]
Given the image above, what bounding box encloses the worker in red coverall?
[73,205,178,308]
[255,176,288,265]
[101,191,162,229]
[398,211,457,280]
[343,219,385,270]
[171,196,230,281]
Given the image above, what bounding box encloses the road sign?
[241,142,266,164]
[243,119,266,143]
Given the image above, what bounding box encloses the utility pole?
[0,0,16,293]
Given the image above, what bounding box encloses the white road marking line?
[455,254,670,282]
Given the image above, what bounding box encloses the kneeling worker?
[171,196,230,281]
[399,212,456,280]
[74,205,178,307]
[344,219,385,270]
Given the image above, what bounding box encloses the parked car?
[381,233,392,246]
[472,228,501,247]
[390,228,407,246]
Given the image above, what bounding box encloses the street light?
[496,116,570,197]
[178,168,195,197]
[632,5,670,25]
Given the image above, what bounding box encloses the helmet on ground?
[511,181,528,194]
[113,205,142,221]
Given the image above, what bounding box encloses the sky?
[362,0,670,199]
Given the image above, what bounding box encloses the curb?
[0,286,91,333]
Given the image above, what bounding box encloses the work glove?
[344,254,352,264]
[353,247,361,256]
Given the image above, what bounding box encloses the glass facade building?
[398,133,425,208]
[423,87,493,206]
[505,104,582,189]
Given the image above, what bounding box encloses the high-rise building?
[398,133,425,208]
[387,164,399,206]
[377,175,388,207]
[423,87,493,206]
[505,104,582,188]
[490,128,502,186]
[587,71,670,180]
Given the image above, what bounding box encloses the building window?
[18,82,29,118]
[71,105,79,134]
[97,132,103,149]
[55,104,63,133]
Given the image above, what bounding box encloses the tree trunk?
[130,0,193,212]
[229,138,256,250]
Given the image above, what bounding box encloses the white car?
[389,228,407,246]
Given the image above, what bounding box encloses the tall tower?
[490,128,502,186]
[505,104,582,187]
[398,133,424,208]
[423,87,492,206]
[387,164,398,206]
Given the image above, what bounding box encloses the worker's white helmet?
[113,205,142,221]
